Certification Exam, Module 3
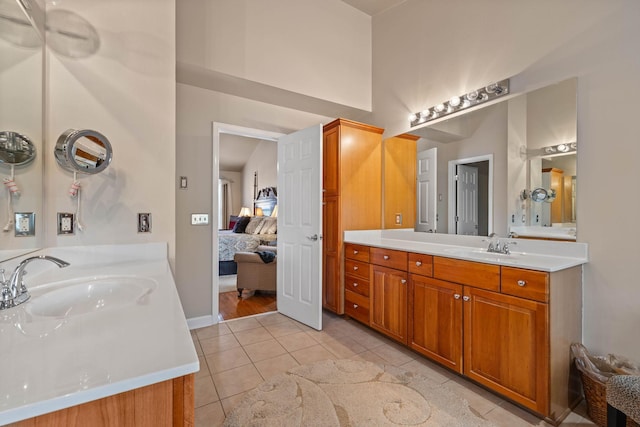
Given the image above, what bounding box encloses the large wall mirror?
[0,0,44,259]
[394,77,577,240]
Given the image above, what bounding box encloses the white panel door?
[416,148,437,232]
[456,164,479,235]
[277,124,323,330]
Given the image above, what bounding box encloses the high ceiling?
[341,0,407,16]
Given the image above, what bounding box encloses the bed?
[218,216,277,275]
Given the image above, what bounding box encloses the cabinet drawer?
[501,267,549,303]
[408,253,433,277]
[344,290,369,324]
[345,259,369,280]
[370,247,407,271]
[344,243,370,262]
[345,274,370,297]
[433,257,500,291]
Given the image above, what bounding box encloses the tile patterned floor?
[191,311,596,427]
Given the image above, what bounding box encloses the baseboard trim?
[187,315,216,330]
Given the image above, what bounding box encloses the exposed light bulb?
[485,83,498,93]
[409,113,417,122]
[557,144,569,152]
[478,93,489,101]
[434,103,445,112]
[544,147,556,154]
[449,96,461,107]
[466,91,479,101]
[462,99,471,108]
[421,109,430,118]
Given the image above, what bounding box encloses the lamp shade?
[238,207,252,217]
[271,205,278,218]
[255,207,264,216]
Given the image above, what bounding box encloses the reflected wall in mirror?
[385,77,577,240]
[0,0,44,259]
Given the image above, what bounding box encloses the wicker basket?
[578,364,640,427]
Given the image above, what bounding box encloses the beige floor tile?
[199,333,241,355]
[233,326,273,346]
[193,337,203,356]
[254,353,300,379]
[320,335,367,358]
[255,312,291,326]
[264,320,304,337]
[206,346,251,374]
[277,331,319,352]
[213,364,264,399]
[290,344,337,365]
[243,338,287,363]
[195,323,232,340]
[348,328,391,349]
[194,374,219,408]
[484,400,548,426]
[195,401,226,427]
[369,342,415,366]
[399,358,458,384]
[225,316,263,333]
[349,350,388,366]
[220,391,249,416]
[195,356,210,378]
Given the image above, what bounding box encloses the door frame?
[211,122,284,324]
[447,154,493,236]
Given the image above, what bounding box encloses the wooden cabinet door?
[408,275,463,373]
[370,265,408,344]
[463,287,549,415]
[322,196,341,313]
[322,124,340,197]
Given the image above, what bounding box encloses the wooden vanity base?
[10,375,194,427]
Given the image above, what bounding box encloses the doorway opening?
[447,154,493,236]
[212,123,284,322]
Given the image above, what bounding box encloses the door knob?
[306,234,318,241]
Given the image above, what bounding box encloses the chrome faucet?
[482,235,517,255]
[0,255,70,310]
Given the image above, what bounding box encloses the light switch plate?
[57,212,75,235]
[191,213,209,225]
[14,212,35,237]
[138,213,151,233]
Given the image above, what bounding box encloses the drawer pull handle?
[354,250,359,255]
[353,282,358,287]
[517,280,526,287]
[383,255,390,260]
[415,261,422,267]
[353,304,358,309]
[401,279,407,284]
[463,296,470,302]
[353,266,358,271]
[454,294,461,299]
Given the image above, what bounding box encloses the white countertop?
[0,243,199,425]
[344,230,588,272]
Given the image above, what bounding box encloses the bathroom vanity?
[343,229,587,425]
[0,243,199,426]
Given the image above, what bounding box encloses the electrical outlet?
[14,212,35,237]
[138,213,151,233]
[395,213,402,225]
[57,212,75,235]
[191,213,209,225]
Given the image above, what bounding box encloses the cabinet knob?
[454,294,461,299]
[517,280,526,287]
[383,255,390,260]
[401,279,407,284]
[353,282,358,287]
[353,304,358,309]
[353,266,358,271]
[463,296,470,302]
[415,261,422,267]
[354,250,358,255]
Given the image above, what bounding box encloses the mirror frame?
[54,129,113,174]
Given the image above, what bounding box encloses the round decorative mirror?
[0,131,36,166]
[54,129,112,174]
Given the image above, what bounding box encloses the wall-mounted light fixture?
[528,141,577,158]
[409,79,510,127]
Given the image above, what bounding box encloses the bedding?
[219,230,277,262]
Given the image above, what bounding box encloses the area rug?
[224,359,496,426]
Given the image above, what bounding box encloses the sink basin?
[443,248,523,261]
[27,276,157,318]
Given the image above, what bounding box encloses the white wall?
[373,0,640,359]
[177,0,372,111]
[242,141,277,208]
[44,0,176,263]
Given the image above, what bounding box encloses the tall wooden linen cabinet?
[322,119,383,314]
